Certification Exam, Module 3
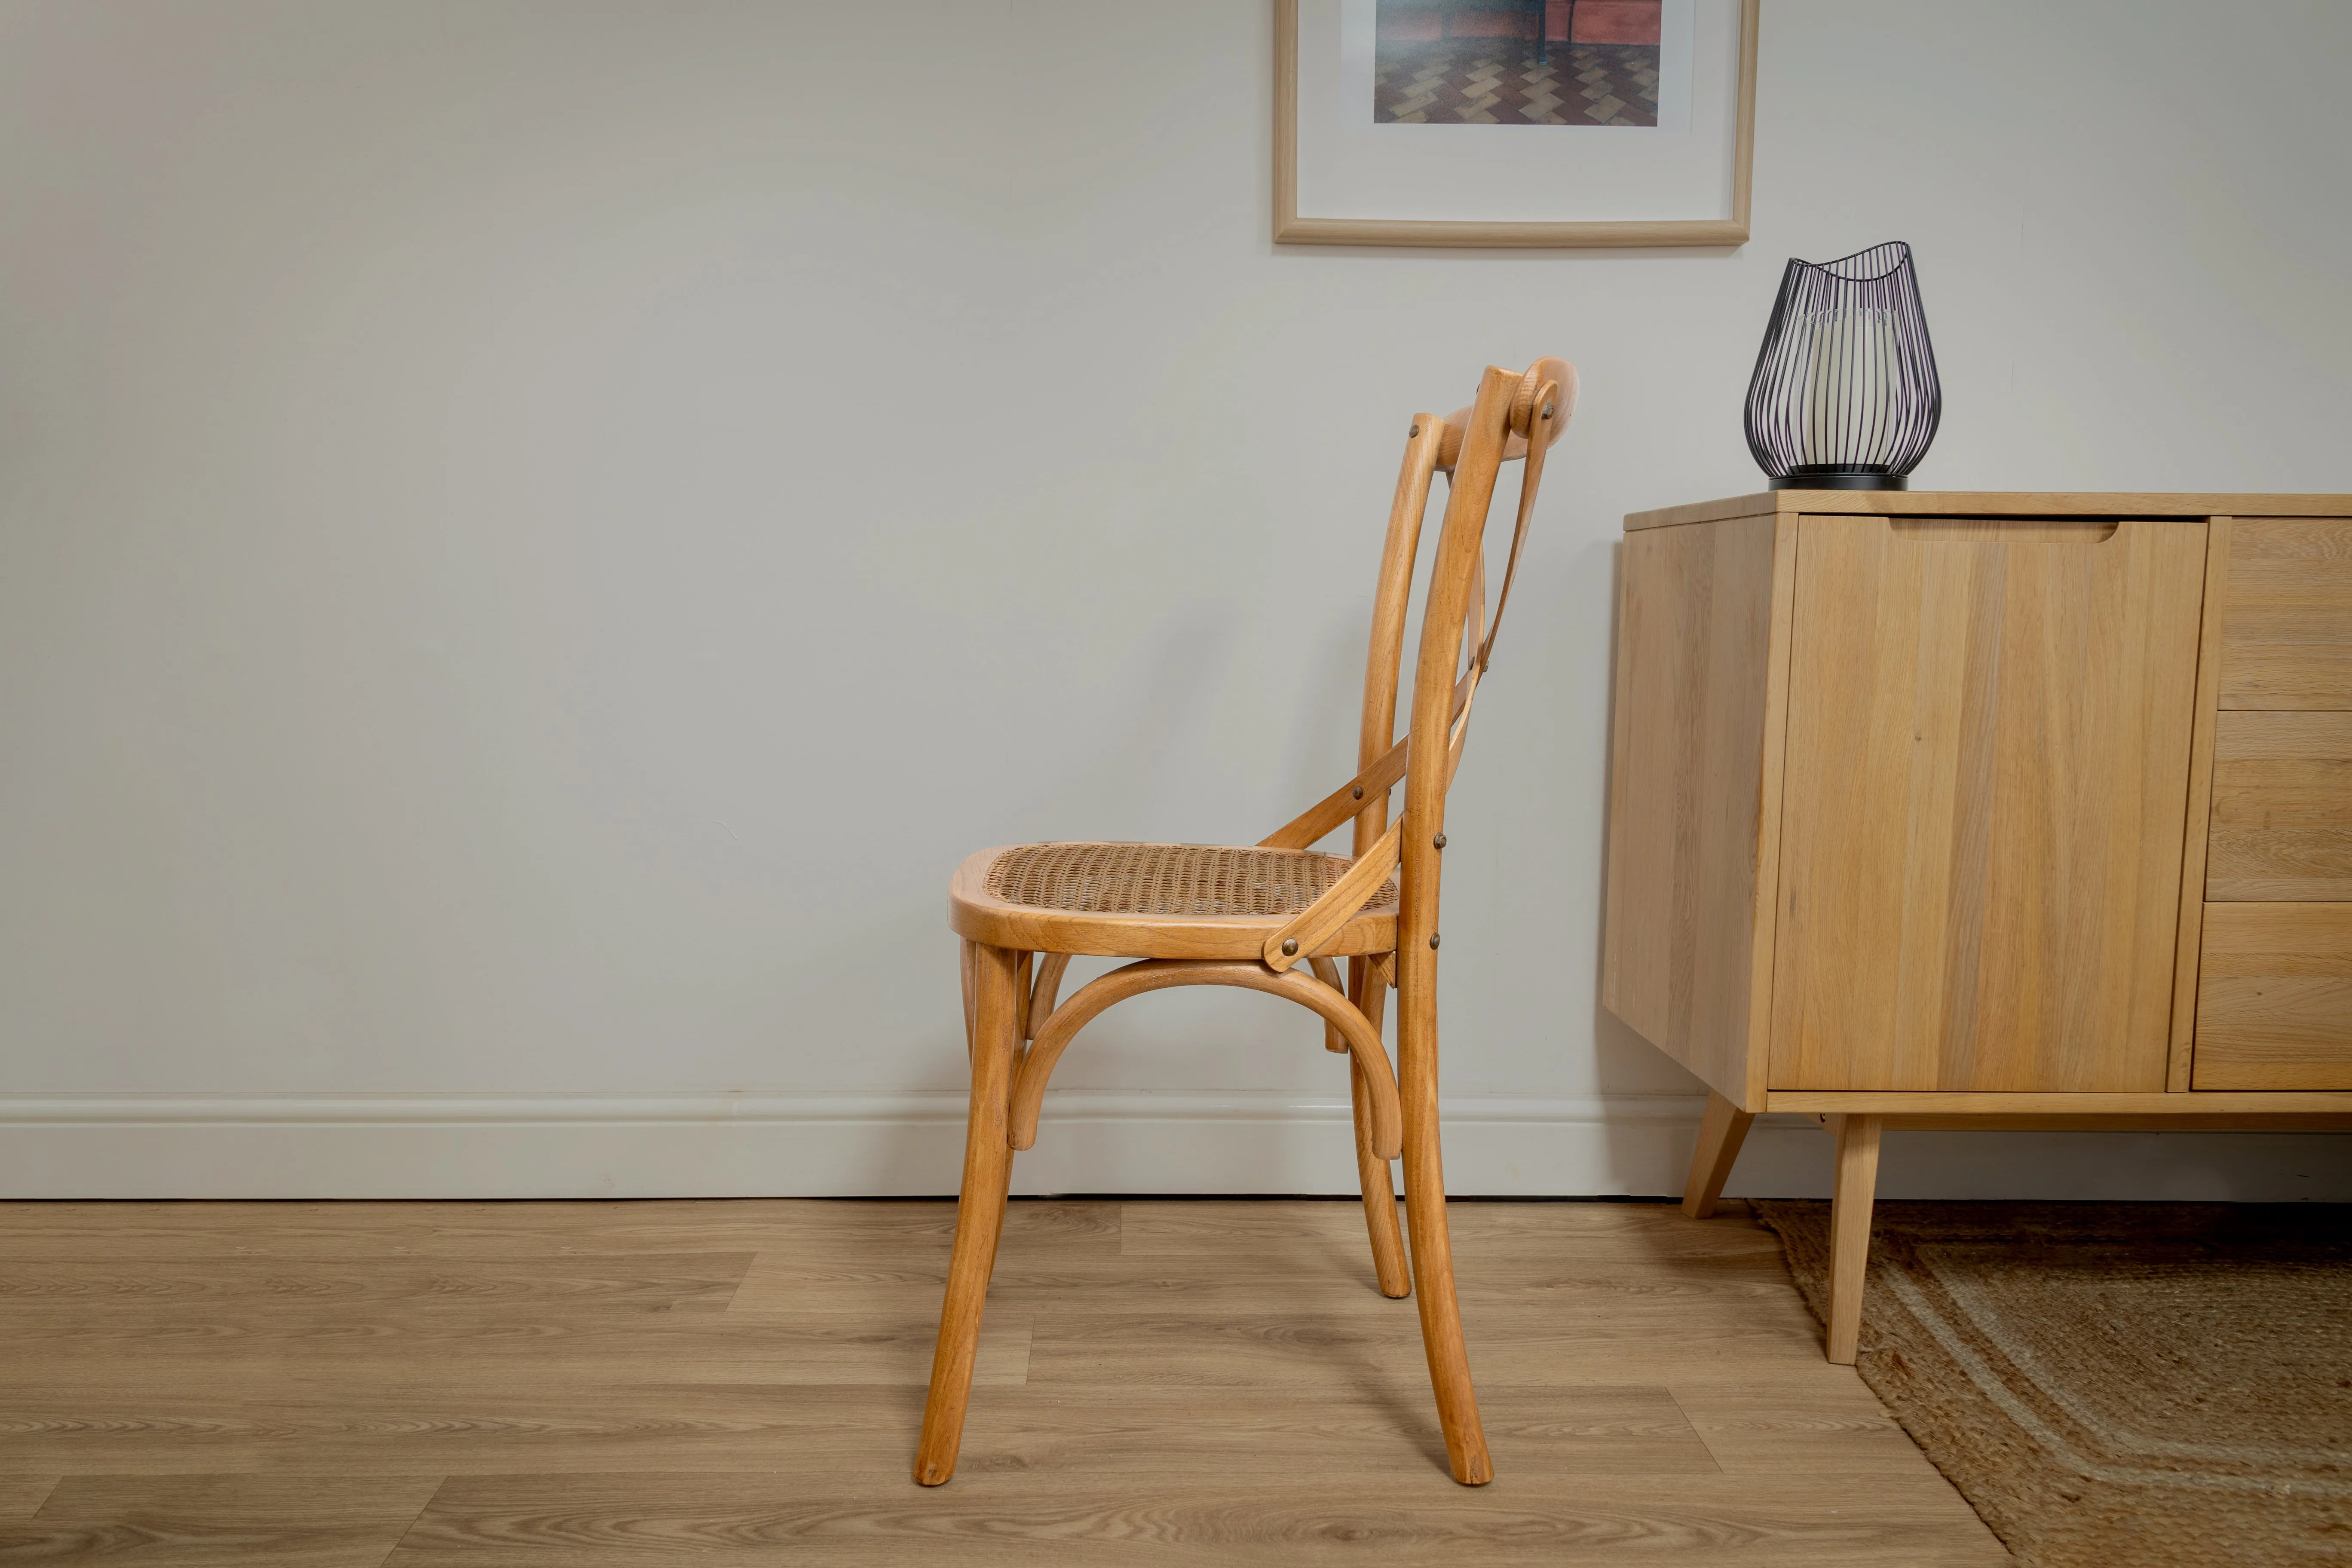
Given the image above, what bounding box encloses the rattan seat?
[950,840,1400,960]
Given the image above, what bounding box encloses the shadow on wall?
[1730,1123,2352,1204]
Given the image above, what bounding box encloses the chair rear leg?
[1347,971,1410,1298]
[1398,1017,1492,1485]
[915,942,1020,1486]
[1349,1058,1411,1298]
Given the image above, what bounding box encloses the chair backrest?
[1245,358,1571,979]
[1377,358,1573,1004]
[1352,358,1575,869]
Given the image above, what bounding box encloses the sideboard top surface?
[1624,491,2352,532]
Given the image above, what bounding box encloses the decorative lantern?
[1743,241,1940,491]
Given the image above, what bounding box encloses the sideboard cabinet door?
[1768,517,2209,1091]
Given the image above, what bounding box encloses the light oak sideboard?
[1601,491,2352,1362]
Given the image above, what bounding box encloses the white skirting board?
[2,1093,2350,1200]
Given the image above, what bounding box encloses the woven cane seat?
[949,840,1401,961]
[988,842,1398,919]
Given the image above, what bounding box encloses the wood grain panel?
[1120,1196,1792,1267]
[2193,902,2352,1089]
[0,1477,59,1524]
[2208,833,2352,900]
[2208,711,2352,899]
[0,1311,1035,1392]
[2219,518,2352,708]
[0,1198,1122,1262]
[728,1246,1798,1318]
[388,1470,1991,1567]
[0,1473,441,1566]
[0,1255,751,1311]
[0,1197,2007,1565]
[1023,1308,1831,1389]
[1601,511,1792,1110]
[0,1386,1718,1488]
[2213,710,2352,760]
[1769,516,2208,1092]
[0,1387,920,1477]
[1669,1383,1926,1478]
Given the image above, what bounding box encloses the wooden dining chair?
[916,357,1576,1488]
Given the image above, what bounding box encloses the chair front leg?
[959,939,977,1057]
[915,941,1021,1486]
[1396,978,1492,1485]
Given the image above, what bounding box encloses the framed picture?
[1274,0,1758,247]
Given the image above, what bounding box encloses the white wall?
[3,0,2349,1199]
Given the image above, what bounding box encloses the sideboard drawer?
[2193,903,2352,1089]
[2207,712,2352,900]
[2220,519,2352,709]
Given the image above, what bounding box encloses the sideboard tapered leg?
[1681,1091,1756,1219]
[1826,1114,1882,1365]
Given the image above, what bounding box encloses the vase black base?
[1768,473,1909,491]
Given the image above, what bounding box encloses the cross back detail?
[1261,356,1576,906]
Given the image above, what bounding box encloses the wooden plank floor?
[0,1198,2009,1565]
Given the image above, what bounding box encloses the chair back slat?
[1352,417,1447,861]
[1387,359,1572,938]
[1403,366,1519,860]
[1361,360,1571,827]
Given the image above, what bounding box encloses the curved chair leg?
[1397,985,1492,1485]
[992,952,1031,1265]
[916,942,1020,1486]
[1347,968,1410,1298]
[958,939,976,1057]
[1011,959,1399,1161]
[1350,1059,1411,1298]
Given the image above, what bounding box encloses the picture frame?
[1274,0,1759,247]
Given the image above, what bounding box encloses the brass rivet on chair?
[1433,833,1446,849]
[1541,402,1554,420]
[1281,938,1298,957]
[1410,423,1421,436]
[1353,785,1364,800]
[1429,933,1441,949]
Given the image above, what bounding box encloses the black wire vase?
[1743,241,1940,491]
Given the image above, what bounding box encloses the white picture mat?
[1297,0,1739,224]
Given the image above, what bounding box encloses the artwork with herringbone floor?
[1375,40,1660,126]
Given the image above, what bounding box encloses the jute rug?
[1754,1200,2352,1567]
